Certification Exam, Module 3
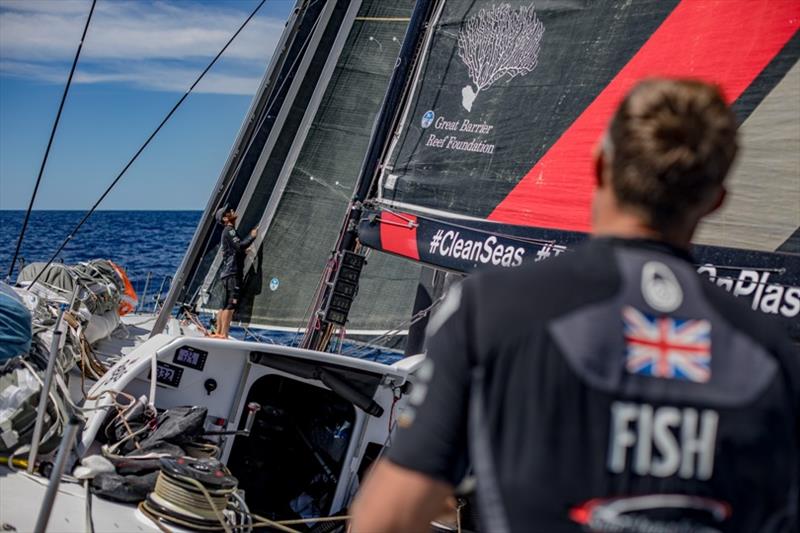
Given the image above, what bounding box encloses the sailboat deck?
[0,467,160,532]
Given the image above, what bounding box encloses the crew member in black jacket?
[212,206,256,338]
[351,79,799,532]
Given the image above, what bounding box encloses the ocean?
[0,210,201,299]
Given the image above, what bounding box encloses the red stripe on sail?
[379,212,420,260]
[489,0,800,231]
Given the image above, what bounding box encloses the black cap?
[214,204,230,224]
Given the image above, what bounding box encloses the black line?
[6,0,97,280]
[27,0,268,290]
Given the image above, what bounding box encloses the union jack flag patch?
[622,306,712,383]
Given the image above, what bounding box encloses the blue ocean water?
[0,210,402,363]
[0,210,200,296]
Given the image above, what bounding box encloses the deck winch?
[141,456,238,530]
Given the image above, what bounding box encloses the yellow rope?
[0,456,29,469]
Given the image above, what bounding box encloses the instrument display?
[154,361,183,388]
[173,346,208,371]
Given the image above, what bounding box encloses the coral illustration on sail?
[457,3,544,112]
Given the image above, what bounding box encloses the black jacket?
[387,237,799,532]
[219,225,255,280]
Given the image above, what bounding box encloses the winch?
[141,456,238,531]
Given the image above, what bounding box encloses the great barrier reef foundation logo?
[457,3,545,111]
[421,110,435,128]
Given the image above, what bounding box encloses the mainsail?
[354,0,799,339]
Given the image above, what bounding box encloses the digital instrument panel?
[153,361,183,388]
[173,346,208,371]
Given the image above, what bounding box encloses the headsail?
[159,0,422,338]
[233,0,422,333]
[154,0,328,334]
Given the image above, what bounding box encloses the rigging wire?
[27,0,269,290]
[345,293,445,357]
[6,0,97,281]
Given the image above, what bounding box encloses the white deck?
[0,467,160,532]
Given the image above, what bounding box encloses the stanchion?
[139,271,152,313]
[27,305,66,474]
[33,415,81,533]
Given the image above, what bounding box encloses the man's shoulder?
[465,238,621,321]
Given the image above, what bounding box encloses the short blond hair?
[607,78,738,229]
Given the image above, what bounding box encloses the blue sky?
[0,0,294,210]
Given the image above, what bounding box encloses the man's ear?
[593,144,606,189]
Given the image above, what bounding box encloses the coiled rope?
[139,464,355,533]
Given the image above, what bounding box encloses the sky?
[0,0,294,210]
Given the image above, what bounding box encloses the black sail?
[172,0,420,336]
[355,0,799,341]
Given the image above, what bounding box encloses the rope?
[273,515,351,526]
[140,471,235,533]
[139,465,355,533]
[154,474,231,522]
[345,294,444,357]
[0,457,29,469]
[28,0,269,291]
[6,0,97,280]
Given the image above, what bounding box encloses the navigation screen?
[173,346,207,371]
[154,362,183,388]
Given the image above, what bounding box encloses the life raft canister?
[110,261,138,316]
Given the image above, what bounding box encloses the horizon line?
[0,208,204,211]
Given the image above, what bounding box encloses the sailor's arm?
[351,281,474,531]
[350,461,452,532]
[240,227,256,249]
[228,227,257,250]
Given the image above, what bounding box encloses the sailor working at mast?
[211,206,256,339]
[350,78,799,532]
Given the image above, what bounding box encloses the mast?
[302,0,437,351]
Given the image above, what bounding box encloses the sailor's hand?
[250,228,258,238]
